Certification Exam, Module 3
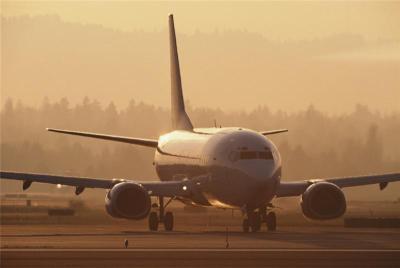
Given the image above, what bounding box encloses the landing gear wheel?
[242,219,250,233]
[149,211,159,231]
[252,212,262,232]
[246,211,261,232]
[164,211,174,231]
[266,212,276,231]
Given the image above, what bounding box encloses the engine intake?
[301,182,346,220]
[105,182,151,220]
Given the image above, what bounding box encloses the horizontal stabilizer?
[260,129,288,136]
[47,128,158,148]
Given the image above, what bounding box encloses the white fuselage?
[154,128,282,209]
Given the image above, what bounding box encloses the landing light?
[56,184,62,189]
[182,185,188,191]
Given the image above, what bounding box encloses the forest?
[2,97,399,189]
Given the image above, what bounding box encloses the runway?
[3,249,400,268]
[1,225,400,267]
[2,225,400,249]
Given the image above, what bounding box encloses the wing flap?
[0,171,118,189]
[277,172,400,197]
[325,173,400,188]
[0,171,193,198]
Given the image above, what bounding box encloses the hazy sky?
[2,1,400,41]
[2,1,400,113]
[2,2,400,200]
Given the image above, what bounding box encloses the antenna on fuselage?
[169,14,193,131]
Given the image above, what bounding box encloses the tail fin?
[169,14,193,130]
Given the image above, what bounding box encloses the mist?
[1,12,400,201]
[2,15,400,113]
[1,98,399,201]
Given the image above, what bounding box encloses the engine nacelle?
[301,182,346,220]
[105,182,151,220]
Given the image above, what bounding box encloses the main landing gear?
[242,206,277,232]
[148,196,174,231]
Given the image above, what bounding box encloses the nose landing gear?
[148,196,174,231]
[265,211,276,231]
[242,210,262,232]
[242,205,277,232]
[148,211,159,231]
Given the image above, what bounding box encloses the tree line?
[1,97,399,187]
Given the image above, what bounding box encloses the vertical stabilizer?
[169,14,193,130]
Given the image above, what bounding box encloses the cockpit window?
[240,151,257,159]
[238,150,273,160]
[259,151,273,160]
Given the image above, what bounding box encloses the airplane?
[1,14,399,232]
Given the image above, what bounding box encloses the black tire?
[252,212,262,232]
[164,211,174,231]
[148,211,159,231]
[242,219,249,233]
[266,212,277,231]
[246,211,261,232]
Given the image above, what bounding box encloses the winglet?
[169,14,193,130]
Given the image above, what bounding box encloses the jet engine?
[105,182,151,219]
[301,182,346,220]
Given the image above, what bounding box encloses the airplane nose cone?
[208,159,279,208]
[240,162,278,207]
[240,161,275,182]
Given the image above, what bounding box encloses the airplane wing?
[276,172,400,197]
[0,171,190,198]
[46,128,158,148]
